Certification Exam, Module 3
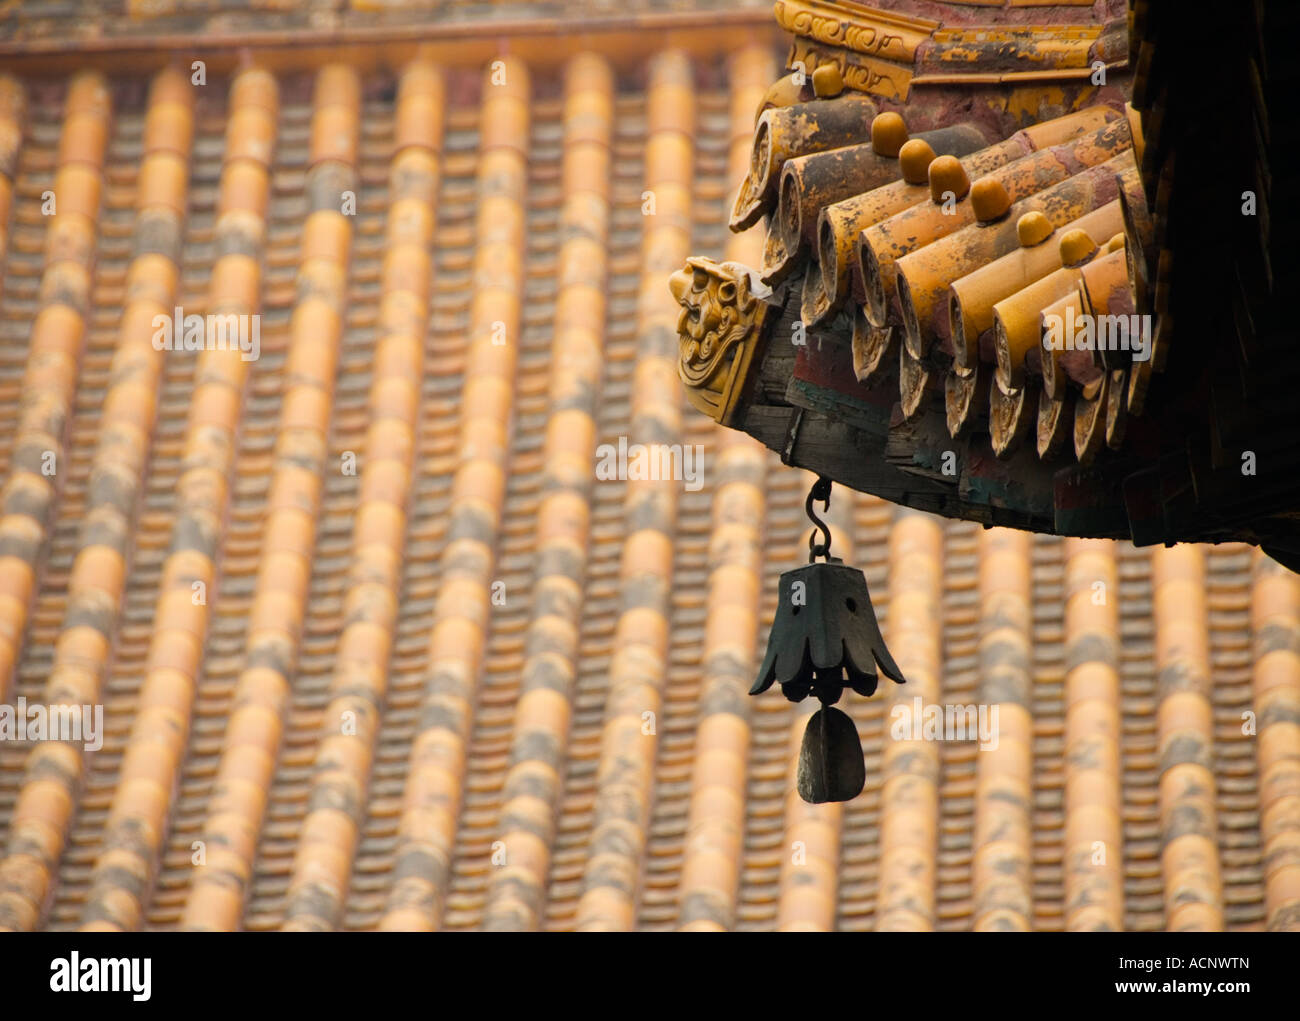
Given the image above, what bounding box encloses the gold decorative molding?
[670,257,769,426]
[775,0,926,100]
[773,0,936,62]
[789,38,912,101]
[773,1,1121,100]
[928,23,1101,71]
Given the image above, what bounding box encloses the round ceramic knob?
[1016,211,1052,247]
[811,63,844,99]
[898,138,936,184]
[1059,228,1098,267]
[871,111,908,157]
[971,177,1011,222]
[928,154,970,203]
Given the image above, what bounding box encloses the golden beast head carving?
[669,257,769,426]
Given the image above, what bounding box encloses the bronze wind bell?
[751,476,905,803]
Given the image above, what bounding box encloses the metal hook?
[806,475,833,562]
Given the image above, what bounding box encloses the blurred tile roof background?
[0,0,773,51]
[0,6,1295,933]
